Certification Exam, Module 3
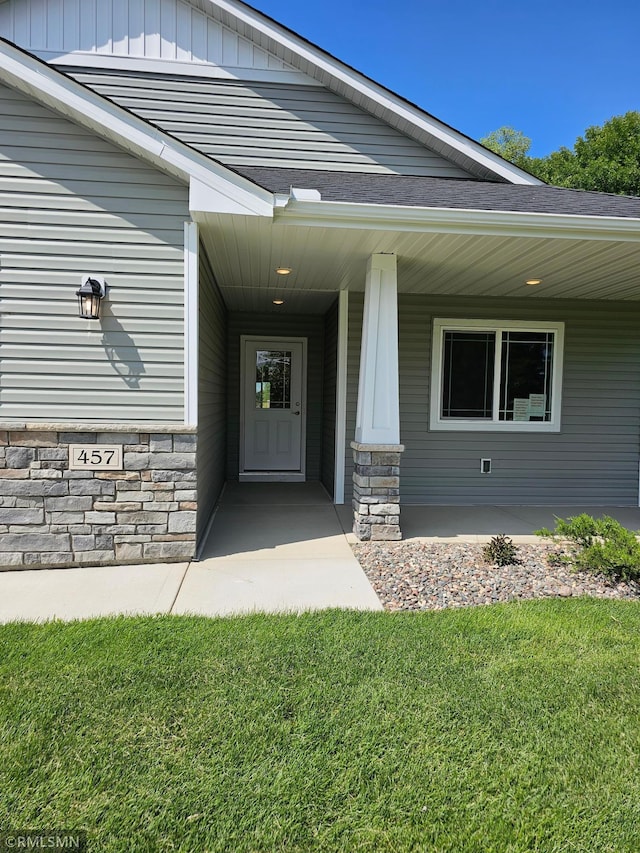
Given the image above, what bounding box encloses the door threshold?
[239,472,306,483]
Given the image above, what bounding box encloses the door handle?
[293,411,301,416]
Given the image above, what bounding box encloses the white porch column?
[355,254,400,444]
[352,254,404,541]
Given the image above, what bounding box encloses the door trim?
[239,335,307,482]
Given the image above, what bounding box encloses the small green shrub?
[535,513,640,581]
[483,534,519,566]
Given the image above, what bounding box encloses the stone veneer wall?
[351,441,404,541]
[0,424,197,569]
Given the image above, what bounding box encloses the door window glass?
[255,351,291,409]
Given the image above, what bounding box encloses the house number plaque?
[69,445,123,471]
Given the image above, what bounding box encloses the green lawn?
[1,600,639,852]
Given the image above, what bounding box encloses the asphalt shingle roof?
[232,166,640,219]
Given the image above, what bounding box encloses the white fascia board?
[208,0,541,186]
[277,199,640,243]
[0,40,274,217]
[185,173,272,217]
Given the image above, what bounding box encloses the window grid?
[255,350,292,410]
[442,331,495,419]
[498,331,554,422]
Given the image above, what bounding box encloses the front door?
[241,338,306,479]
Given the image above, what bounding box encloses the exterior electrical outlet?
[481,459,492,474]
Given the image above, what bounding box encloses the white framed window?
[430,319,564,432]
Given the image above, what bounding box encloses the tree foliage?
[480,126,532,168]
[482,112,640,196]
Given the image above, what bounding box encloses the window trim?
[430,318,565,432]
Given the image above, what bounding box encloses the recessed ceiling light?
[526,279,542,286]
[273,299,284,305]
[275,267,292,275]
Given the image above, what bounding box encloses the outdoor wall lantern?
[76,275,106,319]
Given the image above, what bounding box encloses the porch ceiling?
[220,287,338,314]
[197,212,640,304]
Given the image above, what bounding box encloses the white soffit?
[198,212,640,302]
[0,38,274,217]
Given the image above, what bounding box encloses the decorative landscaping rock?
[352,541,640,611]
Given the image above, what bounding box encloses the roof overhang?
[276,198,640,243]
[195,195,640,310]
[0,37,275,217]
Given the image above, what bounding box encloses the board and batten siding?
[345,294,640,505]
[197,245,227,542]
[0,82,189,422]
[226,313,324,481]
[321,297,339,497]
[67,69,474,177]
[0,0,295,71]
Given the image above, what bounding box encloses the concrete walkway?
[0,482,381,622]
[0,561,190,623]
[3,488,640,623]
[172,482,382,616]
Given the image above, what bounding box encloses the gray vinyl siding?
[345,294,640,505]
[321,297,339,496]
[226,313,324,480]
[0,82,189,422]
[67,69,474,178]
[410,297,640,504]
[197,246,227,542]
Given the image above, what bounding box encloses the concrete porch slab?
[200,505,353,559]
[401,505,640,542]
[220,481,332,507]
[337,503,640,543]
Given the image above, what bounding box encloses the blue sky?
[250,0,640,157]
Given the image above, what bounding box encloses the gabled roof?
[212,0,543,185]
[0,0,543,185]
[1,6,639,235]
[2,34,639,235]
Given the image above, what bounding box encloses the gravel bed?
[352,541,640,611]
